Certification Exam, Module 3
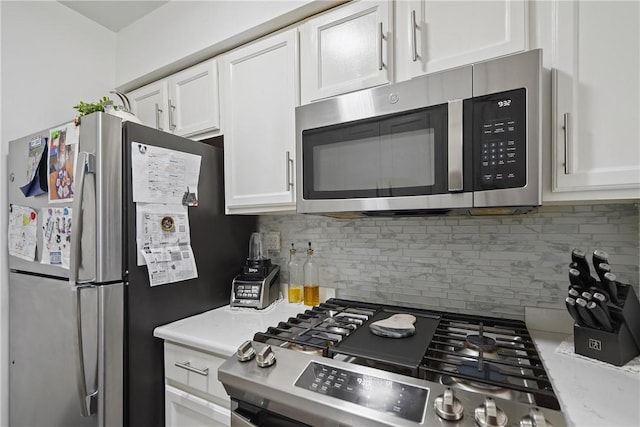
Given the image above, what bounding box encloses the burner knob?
[475,397,507,427]
[434,387,464,421]
[520,408,553,427]
[236,340,256,362]
[256,345,276,368]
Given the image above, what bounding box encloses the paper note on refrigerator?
[136,203,198,286]
[47,123,79,203]
[41,207,72,268]
[19,135,48,197]
[8,205,38,261]
[131,142,201,206]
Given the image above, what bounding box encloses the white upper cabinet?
[167,60,220,138]
[300,1,392,104]
[549,0,640,200]
[220,29,299,214]
[300,0,526,104]
[127,59,220,139]
[127,80,170,132]
[395,0,527,82]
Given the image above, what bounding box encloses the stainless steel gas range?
[218,299,566,427]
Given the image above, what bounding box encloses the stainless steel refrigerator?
[7,113,256,427]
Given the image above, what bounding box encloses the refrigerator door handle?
[70,151,98,417]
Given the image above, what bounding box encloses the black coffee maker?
[230,232,280,309]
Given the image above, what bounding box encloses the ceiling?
[59,1,169,32]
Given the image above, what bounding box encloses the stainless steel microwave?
[295,49,545,217]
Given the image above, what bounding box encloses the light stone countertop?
[530,329,640,427]
[154,299,306,356]
[154,303,640,426]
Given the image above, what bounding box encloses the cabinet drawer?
[165,385,230,427]
[164,342,229,406]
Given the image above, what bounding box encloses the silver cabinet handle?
[411,10,418,62]
[286,151,294,191]
[447,100,464,191]
[168,99,176,131]
[175,361,209,376]
[70,152,98,418]
[378,22,384,71]
[155,103,163,131]
[562,112,572,174]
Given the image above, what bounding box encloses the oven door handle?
[447,99,464,192]
[231,410,259,427]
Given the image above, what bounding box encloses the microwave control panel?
[472,88,527,190]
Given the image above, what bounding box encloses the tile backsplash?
[259,203,639,320]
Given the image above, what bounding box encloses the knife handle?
[568,286,581,298]
[591,293,613,323]
[587,301,614,332]
[569,262,595,287]
[590,287,610,303]
[603,272,621,305]
[580,291,593,301]
[592,250,609,279]
[575,298,600,329]
[594,260,610,284]
[571,248,590,274]
[565,298,583,326]
[568,268,585,288]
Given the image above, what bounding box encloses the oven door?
[296,67,474,215]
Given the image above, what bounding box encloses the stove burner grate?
[457,360,506,382]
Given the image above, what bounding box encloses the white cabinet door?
[221,29,298,214]
[127,80,169,131]
[395,0,527,82]
[300,1,392,104]
[168,60,220,138]
[551,0,640,199]
[165,385,229,427]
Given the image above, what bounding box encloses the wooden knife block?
[574,284,640,366]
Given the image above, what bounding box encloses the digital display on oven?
[294,361,428,423]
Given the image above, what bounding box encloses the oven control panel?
[295,361,429,423]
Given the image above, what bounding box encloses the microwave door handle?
[447,100,464,191]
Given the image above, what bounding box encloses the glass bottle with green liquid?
[303,242,319,306]
[287,243,302,303]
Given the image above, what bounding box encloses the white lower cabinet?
[165,385,229,427]
[163,342,230,427]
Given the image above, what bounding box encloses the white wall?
[115,0,342,90]
[0,2,116,424]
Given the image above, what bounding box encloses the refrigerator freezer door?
[8,113,123,283]
[121,123,256,427]
[9,271,98,427]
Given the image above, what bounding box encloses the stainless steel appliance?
[296,49,545,217]
[219,299,567,426]
[230,232,281,309]
[230,265,281,310]
[7,113,255,427]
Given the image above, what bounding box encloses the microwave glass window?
[312,128,435,192]
[303,105,447,199]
